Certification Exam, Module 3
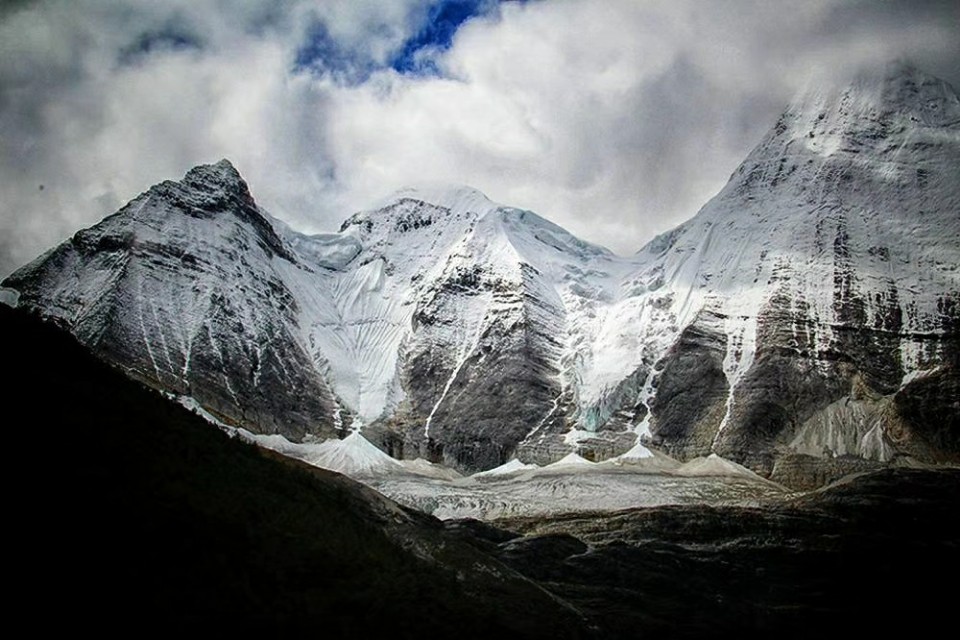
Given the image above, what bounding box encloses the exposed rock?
[890,364,960,459]
[769,452,885,490]
[647,310,729,459]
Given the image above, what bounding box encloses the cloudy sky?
[1,0,958,276]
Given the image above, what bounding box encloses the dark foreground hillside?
[4,303,958,638]
[0,305,585,637]
[482,468,960,638]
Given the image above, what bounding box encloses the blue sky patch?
[293,0,529,82]
[391,0,499,75]
[293,21,371,83]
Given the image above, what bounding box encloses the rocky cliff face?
[4,64,958,483]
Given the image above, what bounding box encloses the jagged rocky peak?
[183,157,246,189]
[148,158,254,212]
[145,159,293,261]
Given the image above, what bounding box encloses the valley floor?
[369,466,788,520]
[472,467,960,638]
[228,423,794,520]
[250,429,960,637]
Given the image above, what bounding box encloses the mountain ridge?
[4,64,958,485]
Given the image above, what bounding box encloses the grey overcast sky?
[1,0,958,277]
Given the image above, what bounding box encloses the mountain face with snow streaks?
[4,64,958,484]
[4,161,340,441]
[631,63,960,481]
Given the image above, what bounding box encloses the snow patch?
[562,429,596,445]
[0,287,19,307]
[900,365,942,389]
[302,431,403,476]
[859,423,894,462]
[240,430,403,478]
[618,440,655,460]
[470,459,538,479]
[674,454,765,481]
[176,395,234,434]
[543,452,595,469]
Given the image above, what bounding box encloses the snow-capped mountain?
[4,161,341,441]
[4,63,958,484]
[626,62,960,482]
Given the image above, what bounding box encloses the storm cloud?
[1,0,958,276]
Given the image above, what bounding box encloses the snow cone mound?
[470,459,538,480]
[542,452,595,470]
[304,431,404,477]
[674,454,766,480]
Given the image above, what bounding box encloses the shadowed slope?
[0,305,586,637]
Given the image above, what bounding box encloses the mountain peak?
[850,60,960,118]
[782,63,960,139]
[374,183,501,217]
[179,158,251,198]
[126,159,293,263]
[339,183,503,239]
[5,66,958,484]
[873,58,956,88]
[136,158,267,225]
[184,158,240,181]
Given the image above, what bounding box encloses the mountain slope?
[617,63,960,482]
[3,160,339,441]
[1,305,587,636]
[4,64,958,484]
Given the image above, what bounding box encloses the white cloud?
[1,0,958,275]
